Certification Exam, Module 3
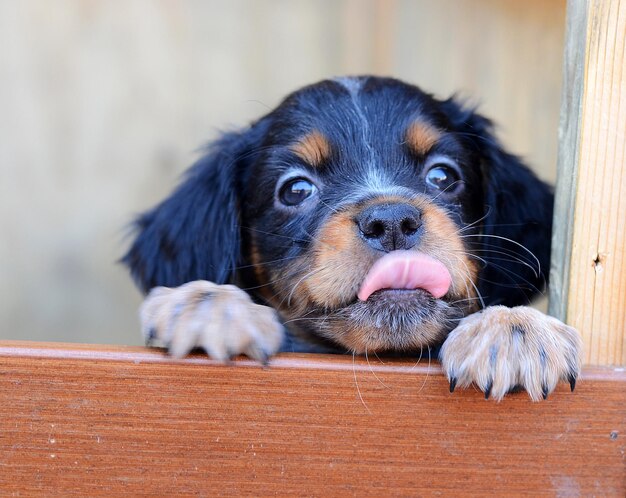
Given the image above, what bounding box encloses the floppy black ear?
[478,137,554,306]
[443,100,554,306]
[122,122,268,294]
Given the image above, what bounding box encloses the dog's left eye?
[278,178,317,206]
[425,163,462,192]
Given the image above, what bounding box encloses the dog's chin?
[359,288,436,313]
[326,289,460,353]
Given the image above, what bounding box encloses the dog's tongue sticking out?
[357,251,452,301]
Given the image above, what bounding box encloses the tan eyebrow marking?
[405,121,441,155]
[290,130,331,167]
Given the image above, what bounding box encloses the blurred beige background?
[0,0,566,345]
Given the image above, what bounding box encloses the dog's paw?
[139,280,284,362]
[440,306,582,401]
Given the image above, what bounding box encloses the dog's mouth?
[349,251,454,345]
[296,250,459,352]
[334,286,456,354]
[357,250,452,302]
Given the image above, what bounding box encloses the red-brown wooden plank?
[0,341,624,496]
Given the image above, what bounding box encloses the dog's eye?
[279,178,317,206]
[425,164,461,192]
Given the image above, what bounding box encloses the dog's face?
[240,78,486,352]
[124,76,554,354]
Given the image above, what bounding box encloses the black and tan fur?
[123,76,582,401]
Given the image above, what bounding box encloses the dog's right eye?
[278,178,317,206]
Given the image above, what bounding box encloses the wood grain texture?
[551,0,626,366]
[1,341,624,496]
[549,0,588,325]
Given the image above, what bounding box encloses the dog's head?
[124,76,553,353]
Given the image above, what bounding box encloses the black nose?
[356,203,422,252]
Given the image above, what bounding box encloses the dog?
[123,76,582,401]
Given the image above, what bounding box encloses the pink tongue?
[357,251,451,301]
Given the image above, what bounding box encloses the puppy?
[123,76,582,401]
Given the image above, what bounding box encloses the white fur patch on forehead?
[333,76,365,96]
[332,76,376,171]
[360,169,396,194]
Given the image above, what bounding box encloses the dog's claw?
[259,350,270,367]
[246,343,271,366]
[542,384,549,400]
[449,377,457,393]
[145,326,157,346]
[484,380,493,400]
[224,351,236,365]
[568,373,577,392]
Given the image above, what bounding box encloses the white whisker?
[365,349,389,388]
[353,352,372,414]
[460,234,541,277]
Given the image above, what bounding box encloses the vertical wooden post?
[550,0,626,366]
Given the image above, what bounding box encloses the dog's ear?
[442,99,554,306]
[123,121,268,294]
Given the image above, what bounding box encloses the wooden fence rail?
[1,341,624,496]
